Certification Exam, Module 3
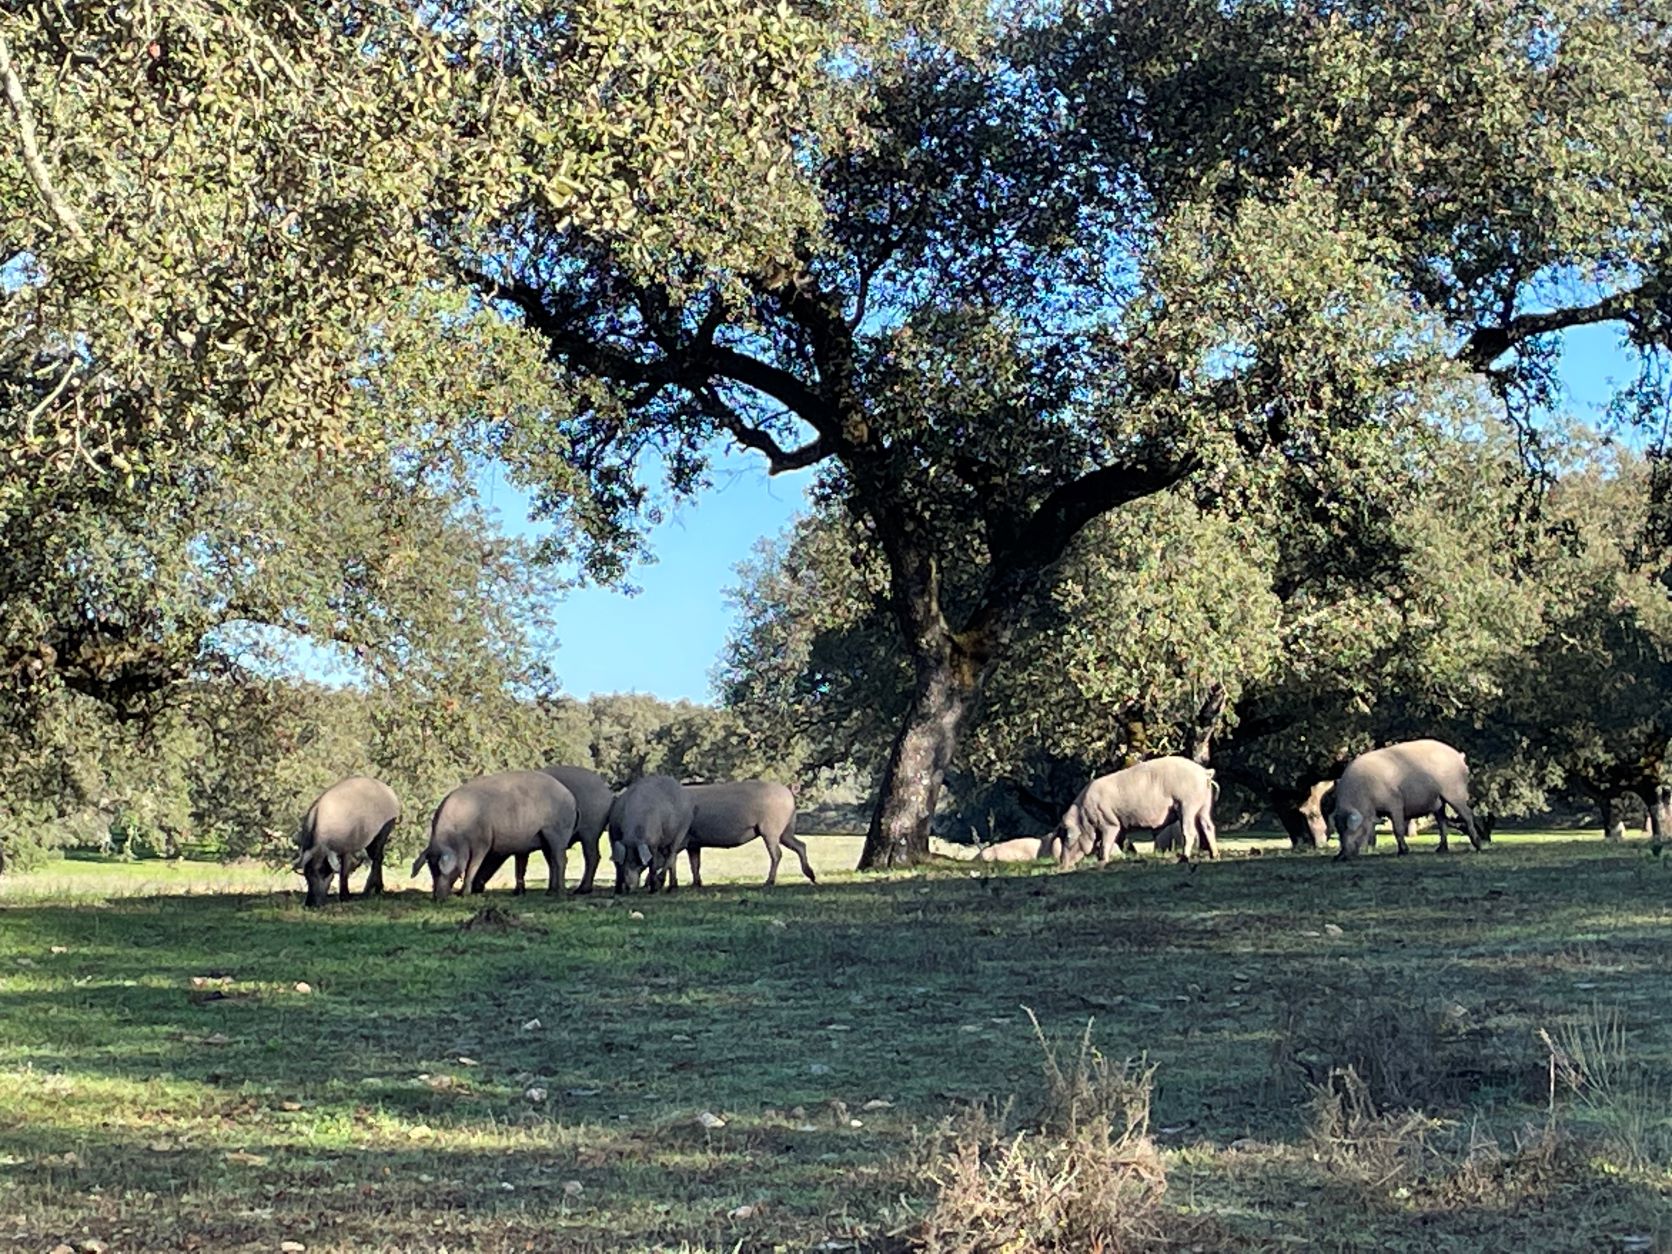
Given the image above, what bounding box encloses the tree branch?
[0,34,87,246]
[956,448,1200,650]
[995,450,1199,584]
[462,263,848,456]
[703,342,844,436]
[696,387,830,474]
[1460,279,1666,371]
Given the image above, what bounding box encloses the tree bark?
[858,645,986,869]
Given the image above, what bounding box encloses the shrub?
[912,1011,1169,1254]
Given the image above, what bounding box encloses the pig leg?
[573,832,599,895]
[513,852,530,895]
[686,846,704,888]
[365,819,394,895]
[1432,807,1450,853]
[650,847,678,893]
[1390,809,1410,856]
[338,855,352,901]
[1195,808,1218,860]
[458,847,483,896]
[1096,823,1122,867]
[545,841,567,896]
[471,851,507,893]
[781,830,817,883]
[764,829,784,885]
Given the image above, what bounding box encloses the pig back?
[685,780,794,848]
[441,770,577,854]
[1081,757,1211,829]
[309,776,400,849]
[542,764,615,840]
[1339,740,1466,816]
[611,775,694,851]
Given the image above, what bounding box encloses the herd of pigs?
[292,737,1485,906]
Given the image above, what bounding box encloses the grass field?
[2,833,1670,1251]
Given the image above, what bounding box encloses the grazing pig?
[607,775,694,894]
[472,764,615,895]
[410,770,578,901]
[1333,739,1482,860]
[293,776,401,908]
[1056,757,1219,870]
[975,835,1059,863]
[668,780,814,888]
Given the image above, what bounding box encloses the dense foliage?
[480,0,1672,865]
[720,430,1672,845]
[5,0,1671,870]
[1,0,929,867]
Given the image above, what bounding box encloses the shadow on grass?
[1,841,1669,1249]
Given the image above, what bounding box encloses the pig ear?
[325,849,342,873]
[410,852,427,878]
[437,848,458,876]
[291,850,308,873]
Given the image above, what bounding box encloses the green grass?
[2,833,1670,1251]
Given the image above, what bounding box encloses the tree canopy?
[6,0,1672,872]
[481,0,1672,865]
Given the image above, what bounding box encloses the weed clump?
[1303,1062,1573,1210]
[911,1011,1170,1253]
[1543,1007,1672,1172]
[1269,983,1533,1110]
[457,905,543,933]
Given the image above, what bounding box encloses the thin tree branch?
[703,342,844,434]
[0,34,86,245]
[958,448,1201,649]
[462,262,847,441]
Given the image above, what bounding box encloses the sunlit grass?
[2,834,1669,1250]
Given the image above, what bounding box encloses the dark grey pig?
[410,770,578,901]
[293,776,401,908]
[666,780,814,888]
[472,764,615,895]
[607,775,693,894]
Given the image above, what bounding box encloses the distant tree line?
[0,685,836,872]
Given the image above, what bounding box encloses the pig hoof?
[571,886,593,896]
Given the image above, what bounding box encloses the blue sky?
[489,326,1644,705]
[479,446,819,703]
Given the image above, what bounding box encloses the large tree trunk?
[858,649,984,869]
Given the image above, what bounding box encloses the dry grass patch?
[911,1011,1186,1254]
